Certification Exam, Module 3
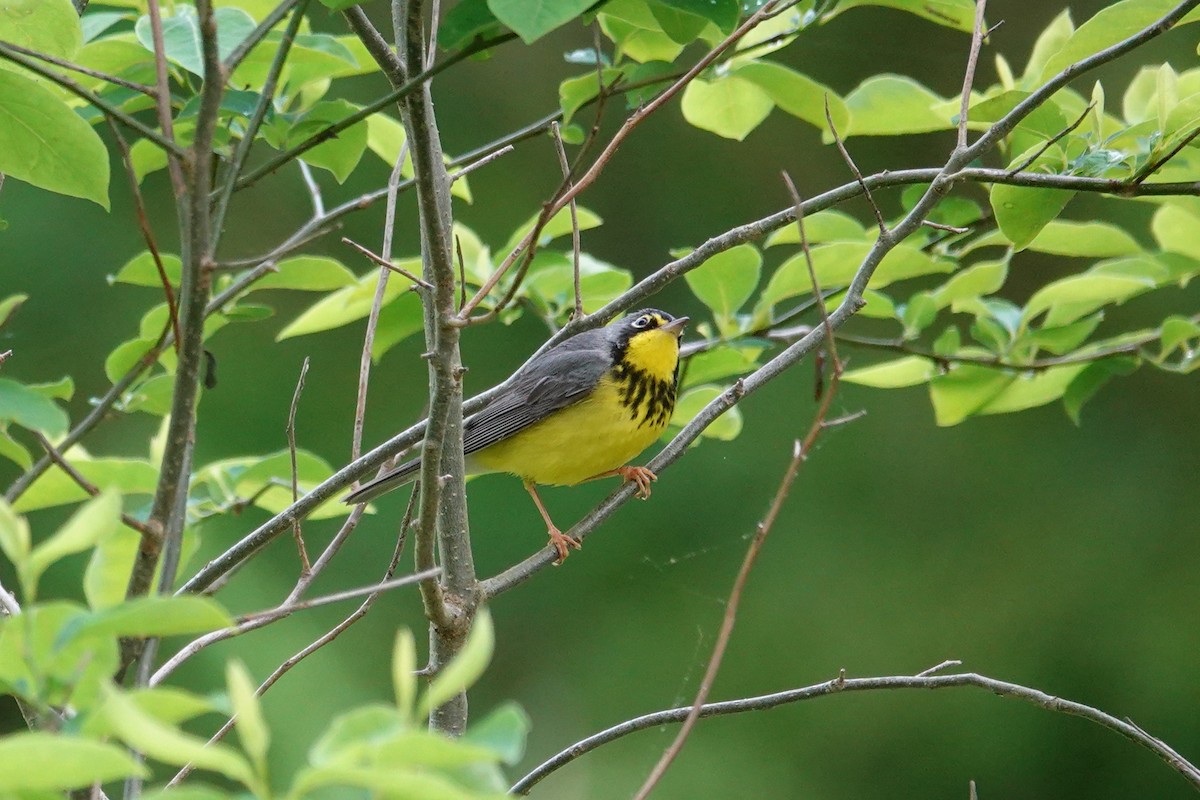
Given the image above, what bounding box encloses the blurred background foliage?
[1,0,1198,796]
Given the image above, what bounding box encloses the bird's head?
[610,309,689,379]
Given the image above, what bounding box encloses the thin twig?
[341,236,432,289]
[223,0,304,73]
[957,0,989,151]
[298,161,326,217]
[1006,102,1094,176]
[31,433,159,540]
[551,122,584,318]
[286,357,312,573]
[146,0,187,198]
[0,40,157,97]
[825,96,887,234]
[511,668,1200,794]
[1131,125,1200,185]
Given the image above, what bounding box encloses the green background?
[2,0,1198,796]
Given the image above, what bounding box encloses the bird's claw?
[547,526,581,564]
[617,465,657,499]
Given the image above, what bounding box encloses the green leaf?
[309,705,406,767]
[1026,220,1142,257]
[1023,257,1161,326]
[99,685,255,785]
[278,265,421,340]
[0,0,81,60]
[843,356,937,388]
[976,364,1086,416]
[0,733,146,790]
[990,146,1073,250]
[84,522,140,610]
[250,256,358,292]
[681,75,774,141]
[1160,315,1200,356]
[834,0,977,31]
[1151,204,1200,259]
[0,293,26,330]
[599,0,685,63]
[929,365,1015,426]
[901,292,938,337]
[466,702,531,765]
[733,61,849,133]
[112,251,182,287]
[501,206,602,256]
[0,70,109,208]
[649,0,716,42]
[1063,357,1138,423]
[682,345,762,388]
[290,763,486,799]
[134,6,255,76]
[27,376,74,403]
[393,628,417,720]
[0,601,119,710]
[559,67,624,125]
[0,500,31,573]
[1022,9,1073,84]
[684,244,760,318]
[488,0,592,42]
[227,661,269,771]
[417,608,495,718]
[932,326,961,355]
[439,0,507,50]
[371,291,427,361]
[845,74,950,136]
[13,455,157,512]
[669,385,742,440]
[290,100,369,183]
[0,378,69,437]
[69,596,231,640]
[0,427,31,469]
[23,491,120,602]
[1040,0,1200,83]
[764,210,865,247]
[932,258,1008,308]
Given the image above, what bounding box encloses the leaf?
[929,365,1015,426]
[417,608,495,718]
[0,733,146,790]
[0,70,109,208]
[278,265,421,339]
[1151,204,1200,259]
[1160,315,1200,356]
[1026,220,1142,257]
[843,356,936,388]
[134,6,256,76]
[0,293,26,330]
[0,427,31,469]
[99,686,254,785]
[669,385,742,440]
[487,0,592,42]
[67,595,232,640]
[682,345,761,389]
[764,210,865,247]
[0,0,81,60]
[1022,314,1103,356]
[733,61,849,133]
[309,705,406,767]
[1040,0,1200,83]
[599,0,685,64]
[393,628,417,720]
[990,146,1073,250]
[84,522,140,610]
[901,291,938,337]
[27,376,74,403]
[1063,357,1139,423]
[250,256,358,292]
[13,455,157,513]
[0,378,69,436]
[0,601,119,710]
[684,244,760,318]
[501,206,602,256]
[976,364,1087,416]
[559,67,624,124]
[833,0,977,31]
[112,251,182,287]
[1023,258,1161,326]
[932,258,1008,308]
[439,0,507,50]
[465,702,531,765]
[845,74,950,136]
[290,99,369,183]
[227,661,269,771]
[681,75,774,141]
[290,763,484,799]
[1022,8,1073,83]
[0,500,31,572]
[23,492,120,602]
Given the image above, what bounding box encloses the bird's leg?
[523,481,580,564]
[584,465,657,499]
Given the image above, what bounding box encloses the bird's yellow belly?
[469,378,668,486]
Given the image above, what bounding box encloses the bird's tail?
[344,456,421,504]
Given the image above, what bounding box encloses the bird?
[345,309,689,562]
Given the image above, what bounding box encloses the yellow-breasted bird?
[345,309,689,561]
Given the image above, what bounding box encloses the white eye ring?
[632,316,650,329]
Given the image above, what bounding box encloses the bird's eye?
[632,315,650,329]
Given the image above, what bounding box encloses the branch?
[511,667,1200,794]
[0,40,156,97]
[286,357,312,573]
[146,0,187,199]
[223,0,304,73]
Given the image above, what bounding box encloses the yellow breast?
[470,327,681,486]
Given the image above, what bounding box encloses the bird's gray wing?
[462,342,610,455]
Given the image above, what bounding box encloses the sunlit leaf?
[24,491,120,602]
[976,364,1087,416]
[0,378,69,437]
[0,733,145,791]
[684,244,761,318]
[465,702,531,765]
[417,609,495,718]
[13,455,157,513]
[0,0,81,60]
[845,74,950,136]
[134,5,255,76]
[990,145,1073,250]
[250,256,358,292]
[764,210,866,247]
[843,356,937,388]
[1063,357,1139,424]
[929,364,1014,426]
[681,75,774,141]
[669,385,742,440]
[393,628,418,720]
[488,0,591,42]
[932,258,1008,308]
[1026,220,1142,257]
[733,61,849,133]
[227,661,269,771]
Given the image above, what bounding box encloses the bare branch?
[956,0,989,151]
[0,40,156,97]
[286,357,312,573]
[825,96,887,235]
[512,668,1200,794]
[146,0,187,198]
[551,122,584,319]
[341,236,433,290]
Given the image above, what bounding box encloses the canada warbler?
[345,309,689,561]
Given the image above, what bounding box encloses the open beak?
[661,316,689,338]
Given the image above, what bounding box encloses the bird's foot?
[547,525,581,564]
[617,465,657,499]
